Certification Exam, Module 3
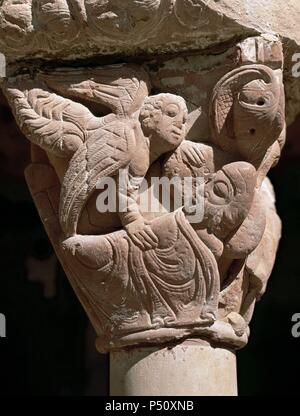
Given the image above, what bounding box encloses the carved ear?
[39,64,151,117]
[209,65,284,158]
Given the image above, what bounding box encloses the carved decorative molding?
[0,0,261,61]
[1,1,300,124]
[1,35,285,352]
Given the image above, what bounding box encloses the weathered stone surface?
[0,1,298,61]
[0,1,299,122]
[1,35,285,352]
[0,1,254,61]
[110,341,238,396]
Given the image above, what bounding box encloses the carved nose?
[173,121,182,128]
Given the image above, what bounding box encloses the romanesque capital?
[1,30,285,353]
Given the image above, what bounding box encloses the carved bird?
[209,64,285,184]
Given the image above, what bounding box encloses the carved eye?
[165,104,179,117]
[257,98,265,106]
[213,181,230,199]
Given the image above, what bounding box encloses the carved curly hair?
[139,93,188,130]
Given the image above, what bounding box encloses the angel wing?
[59,121,137,236]
[3,66,151,237]
[3,77,97,157]
[39,64,150,117]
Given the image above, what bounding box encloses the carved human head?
[140,93,188,151]
[202,161,257,240]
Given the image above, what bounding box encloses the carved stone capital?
[1,33,285,353]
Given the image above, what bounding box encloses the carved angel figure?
[3,66,187,250]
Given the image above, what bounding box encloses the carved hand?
[125,218,159,251]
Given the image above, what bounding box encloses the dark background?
[0,91,299,396]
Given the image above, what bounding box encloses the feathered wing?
[39,64,150,117]
[59,122,137,236]
[3,77,96,157]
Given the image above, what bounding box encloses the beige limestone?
[110,342,237,396]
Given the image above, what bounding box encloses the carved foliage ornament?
[2,55,285,351]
